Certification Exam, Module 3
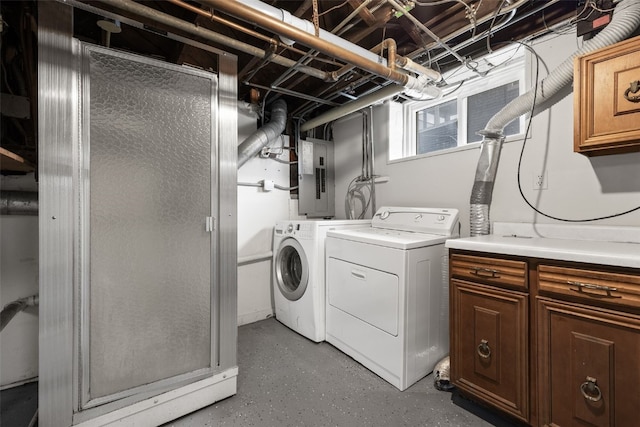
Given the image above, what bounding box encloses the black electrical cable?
[515,43,640,222]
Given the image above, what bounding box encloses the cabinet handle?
[580,376,603,402]
[624,80,640,103]
[477,339,491,359]
[471,267,500,278]
[568,281,622,298]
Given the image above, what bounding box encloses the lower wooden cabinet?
[450,250,640,427]
[538,298,640,427]
[450,279,529,422]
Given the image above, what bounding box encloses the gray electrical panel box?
[298,138,335,218]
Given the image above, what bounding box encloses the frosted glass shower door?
[79,45,218,409]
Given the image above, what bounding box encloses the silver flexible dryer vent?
[469,0,640,236]
[237,99,287,168]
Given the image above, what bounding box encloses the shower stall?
[38,2,238,425]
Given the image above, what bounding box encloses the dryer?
[272,219,370,342]
[325,207,459,390]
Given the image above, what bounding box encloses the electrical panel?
[298,138,335,218]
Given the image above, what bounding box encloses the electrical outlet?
[533,171,548,190]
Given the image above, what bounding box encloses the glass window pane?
[416,99,458,154]
[467,81,520,144]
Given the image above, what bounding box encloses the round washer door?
[274,237,309,301]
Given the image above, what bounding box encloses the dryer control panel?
[372,207,459,236]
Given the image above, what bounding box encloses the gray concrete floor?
[0,318,520,426]
[167,318,519,427]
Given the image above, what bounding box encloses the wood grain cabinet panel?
[451,279,529,422]
[451,253,528,290]
[538,264,640,311]
[574,35,640,155]
[538,298,640,427]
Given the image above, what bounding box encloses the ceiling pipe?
[229,0,385,65]
[70,0,329,81]
[238,99,287,168]
[300,85,403,132]
[469,0,640,236]
[262,0,377,96]
[293,0,545,117]
[166,0,338,67]
[1,191,38,215]
[202,0,440,100]
[386,0,466,65]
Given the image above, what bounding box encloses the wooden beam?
[347,0,376,26]
[0,147,35,173]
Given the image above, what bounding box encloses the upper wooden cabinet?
[574,35,640,156]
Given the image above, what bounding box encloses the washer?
[272,219,370,342]
[325,207,459,390]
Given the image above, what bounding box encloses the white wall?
[236,103,292,325]
[333,31,640,234]
[1,174,39,388]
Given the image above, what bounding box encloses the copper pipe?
[332,38,397,80]
[167,0,338,66]
[74,0,329,80]
[169,0,276,44]
[202,0,410,86]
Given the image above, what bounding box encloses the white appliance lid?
[327,227,449,250]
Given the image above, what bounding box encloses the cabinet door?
[538,298,640,427]
[451,279,529,422]
[574,35,640,155]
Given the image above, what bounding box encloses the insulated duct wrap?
[469,0,640,236]
[237,99,287,168]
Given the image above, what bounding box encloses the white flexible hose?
[470,0,640,236]
[486,0,640,134]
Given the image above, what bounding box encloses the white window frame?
[395,46,527,162]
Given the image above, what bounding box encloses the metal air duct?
[238,99,287,168]
[469,0,640,236]
[1,191,38,215]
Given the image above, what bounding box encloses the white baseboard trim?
[238,308,274,326]
[73,368,238,427]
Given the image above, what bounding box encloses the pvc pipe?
[300,85,404,132]
[238,0,386,66]
[203,1,411,86]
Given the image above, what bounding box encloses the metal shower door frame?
[38,2,238,426]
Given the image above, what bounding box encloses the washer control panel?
[274,222,314,239]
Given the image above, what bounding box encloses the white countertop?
[445,222,640,269]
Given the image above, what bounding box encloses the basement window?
[394,45,526,161]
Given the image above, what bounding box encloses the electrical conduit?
[469,0,640,236]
